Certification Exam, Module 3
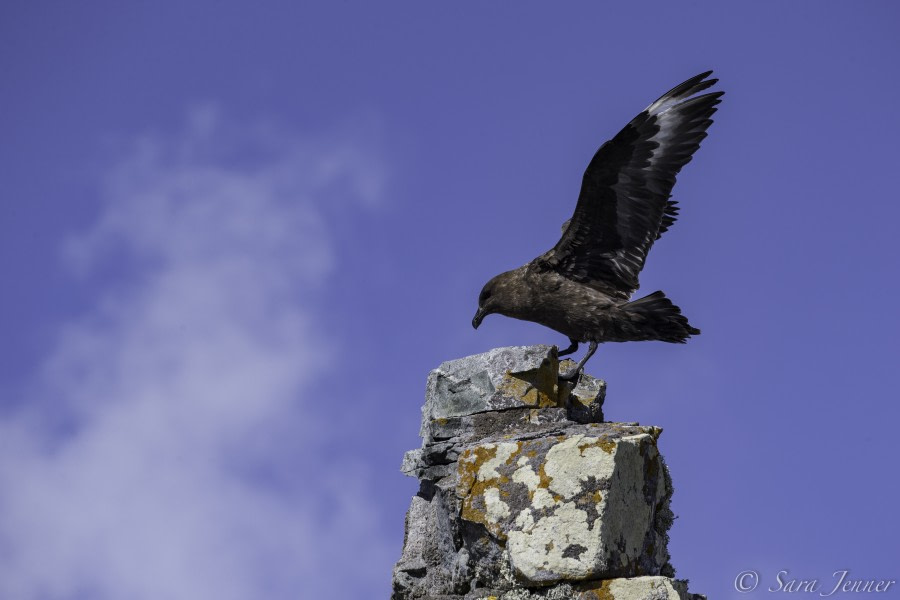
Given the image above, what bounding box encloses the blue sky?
[1,2,899,599]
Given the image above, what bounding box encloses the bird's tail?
[622,291,700,343]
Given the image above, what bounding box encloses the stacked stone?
[392,345,704,600]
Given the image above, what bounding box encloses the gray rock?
[393,346,702,600]
[393,485,469,599]
[560,360,606,424]
[421,345,563,439]
[401,449,425,477]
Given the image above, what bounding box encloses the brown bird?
[472,71,723,380]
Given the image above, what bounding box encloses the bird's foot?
[558,341,598,382]
[557,339,579,357]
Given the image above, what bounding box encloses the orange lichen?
[577,437,616,455]
[456,442,523,539]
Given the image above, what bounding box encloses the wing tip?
[647,70,724,115]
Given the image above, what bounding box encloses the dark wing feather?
[536,71,724,300]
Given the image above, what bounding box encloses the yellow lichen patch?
[567,385,599,408]
[497,374,534,404]
[569,394,592,408]
[502,442,522,468]
[577,437,616,455]
[577,580,614,600]
[457,445,499,498]
[456,442,522,540]
[461,497,493,537]
[460,478,503,535]
[574,489,603,511]
[535,461,563,503]
[537,461,552,489]
[497,363,560,408]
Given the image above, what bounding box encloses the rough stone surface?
[456,576,704,599]
[574,576,704,600]
[393,346,702,600]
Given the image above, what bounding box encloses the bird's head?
[472,270,521,329]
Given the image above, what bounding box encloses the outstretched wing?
[534,71,724,300]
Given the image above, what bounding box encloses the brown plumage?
[472,71,723,379]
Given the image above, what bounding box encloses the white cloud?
[0,110,391,599]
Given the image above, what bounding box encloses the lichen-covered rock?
[485,576,703,600]
[393,346,700,600]
[456,426,668,584]
[464,576,703,599]
[575,576,705,600]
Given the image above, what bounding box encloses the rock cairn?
[392,345,704,600]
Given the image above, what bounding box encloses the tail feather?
[623,291,700,343]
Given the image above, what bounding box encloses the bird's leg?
[559,341,598,381]
[557,338,579,357]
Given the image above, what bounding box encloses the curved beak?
[472,307,486,330]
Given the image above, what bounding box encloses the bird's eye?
[479,289,491,304]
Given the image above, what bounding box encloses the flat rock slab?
[423,346,562,428]
[421,345,605,440]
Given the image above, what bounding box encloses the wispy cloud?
[0,108,391,599]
